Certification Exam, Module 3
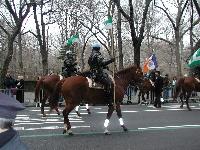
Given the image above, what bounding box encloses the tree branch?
[155,5,176,30]
[0,24,9,35]
[151,35,174,45]
[112,0,130,21]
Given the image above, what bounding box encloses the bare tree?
[113,0,153,66]
[0,0,32,87]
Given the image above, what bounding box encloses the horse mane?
[115,65,137,76]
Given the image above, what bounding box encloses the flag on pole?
[148,53,158,70]
[143,53,158,73]
[66,34,79,46]
[104,16,113,29]
[143,58,150,73]
[188,48,200,68]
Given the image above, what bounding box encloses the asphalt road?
[15,103,200,150]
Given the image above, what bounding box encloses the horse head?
[130,65,143,87]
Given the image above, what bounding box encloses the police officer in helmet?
[88,42,115,105]
[62,50,77,78]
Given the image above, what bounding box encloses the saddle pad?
[86,77,104,89]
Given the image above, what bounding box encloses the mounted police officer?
[62,50,77,78]
[88,42,115,105]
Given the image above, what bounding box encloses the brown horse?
[138,78,154,105]
[173,76,200,111]
[54,65,143,135]
[35,74,61,116]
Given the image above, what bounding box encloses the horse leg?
[180,92,184,108]
[138,91,141,104]
[75,105,81,117]
[142,93,147,105]
[103,104,115,135]
[55,107,60,115]
[186,92,192,111]
[116,104,128,132]
[86,104,91,114]
[63,103,76,135]
[41,93,48,117]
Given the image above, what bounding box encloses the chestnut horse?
[54,65,143,135]
[35,74,61,116]
[173,76,200,111]
[138,78,154,105]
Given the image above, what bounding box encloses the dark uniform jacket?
[62,56,77,77]
[0,128,27,150]
[154,76,163,93]
[88,50,104,71]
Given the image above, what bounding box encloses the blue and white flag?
[148,53,158,70]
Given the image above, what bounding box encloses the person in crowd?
[62,50,77,78]
[171,76,177,97]
[16,76,24,103]
[163,74,170,102]
[0,92,27,150]
[154,71,163,108]
[88,42,115,105]
[3,73,16,97]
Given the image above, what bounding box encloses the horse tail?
[52,78,66,106]
[173,78,184,100]
[34,77,44,102]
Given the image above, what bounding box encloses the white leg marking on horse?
[86,104,89,109]
[64,124,67,130]
[104,119,110,128]
[75,105,79,112]
[119,118,124,126]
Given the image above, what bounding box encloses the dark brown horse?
[54,65,143,135]
[35,74,61,116]
[138,78,154,105]
[173,76,200,111]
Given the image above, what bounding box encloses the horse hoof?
[123,127,128,132]
[57,113,60,116]
[68,132,74,136]
[188,108,192,111]
[180,106,183,108]
[63,130,67,134]
[42,114,46,117]
[104,129,111,135]
[104,132,111,135]
[67,130,74,136]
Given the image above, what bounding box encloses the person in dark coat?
[3,73,16,97]
[62,50,77,78]
[16,76,24,103]
[0,93,27,150]
[88,42,115,105]
[154,71,163,108]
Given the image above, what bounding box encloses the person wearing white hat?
[0,93,27,150]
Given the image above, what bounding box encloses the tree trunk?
[117,1,123,70]
[175,30,182,77]
[33,2,48,75]
[133,42,141,66]
[0,37,15,87]
[18,32,23,72]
